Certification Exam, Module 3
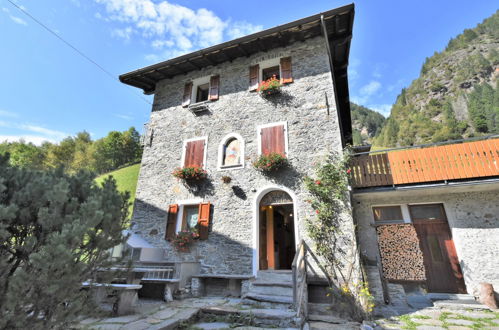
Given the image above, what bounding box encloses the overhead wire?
[6,0,152,105]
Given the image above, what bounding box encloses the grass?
[95,163,140,218]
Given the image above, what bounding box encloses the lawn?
[95,163,140,218]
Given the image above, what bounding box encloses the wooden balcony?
[350,138,499,189]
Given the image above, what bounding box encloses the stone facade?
[353,183,499,296]
[131,36,359,279]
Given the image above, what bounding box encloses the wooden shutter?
[182,82,193,107]
[280,57,293,84]
[209,75,220,101]
[165,204,179,240]
[184,139,205,167]
[260,124,286,156]
[197,202,211,240]
[249,64,259,91]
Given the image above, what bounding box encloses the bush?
[253,152,288,172]
[172,166,208,181]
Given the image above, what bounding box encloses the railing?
[292,240,334,322]
[350,138,499,188]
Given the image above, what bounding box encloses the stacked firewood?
[376,224,426,281]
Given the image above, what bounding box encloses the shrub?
[253,152,288,172]
[172,166,207,181]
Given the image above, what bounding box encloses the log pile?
[376,224,426,281]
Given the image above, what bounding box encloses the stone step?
[307,303,332,315]
[433,299,490,310]
[244,293,294,305]
[427,293,474,301]
[200,305,298,328]
[257,270,293,282]
[307,321,361,330]
[249,282,294,297]
[307,314,347,324]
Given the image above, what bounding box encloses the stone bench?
[191,274,254,297]
[82,282,142,315]
[140,278,180,302]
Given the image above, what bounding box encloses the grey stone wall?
[131,36,359,280]
[353,184,499,296]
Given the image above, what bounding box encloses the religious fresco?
[223,138,241,166]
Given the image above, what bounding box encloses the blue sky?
[1,0,497,144]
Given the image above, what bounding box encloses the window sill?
[188,101,210,114]
[218,164,244,171]
[371,221,410,227]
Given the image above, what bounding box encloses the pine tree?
[0,154,129,329]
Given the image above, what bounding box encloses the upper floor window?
[181,137,207,169]
[257,122,288,156]
[249,57,293,91]
[165,202,211,240]
[182,75,220,107]
[373,206,404,223]
[218,133,244,170]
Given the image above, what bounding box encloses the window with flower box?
[165,202,211,240]
[182,75,219,107]
[257,122,288,157]
[249,57,293,91]
[181,137,207,169]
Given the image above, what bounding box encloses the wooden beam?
[256,38,268,52]
[266,207,275,270]
[137,75,156,85]
[186,60,200,70]
[237,43,249,57]
[202,54,216,66]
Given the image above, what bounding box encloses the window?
[182,75,219,107]
[249,57,293,91]
[181,137,207,169]
[257,122,288,156]
[165,202,212,240]
[218,133,244,170]
[409,204,446,222]
[373,206,404,223]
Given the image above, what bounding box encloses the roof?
[119,4,355,145]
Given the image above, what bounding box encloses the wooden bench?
[82,282,142,315]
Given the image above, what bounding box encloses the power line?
[6,0,152,105]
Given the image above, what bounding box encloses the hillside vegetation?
[350,102,386,145]
[374,10,499,148]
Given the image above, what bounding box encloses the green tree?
[0,154,129,329]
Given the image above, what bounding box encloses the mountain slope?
[374,10,499,148]
[350,102,386,145]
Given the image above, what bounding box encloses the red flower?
[315,210,320,214]
[346,169,351,174]
[315,180,321,185]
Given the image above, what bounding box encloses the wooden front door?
[410,204,466,293]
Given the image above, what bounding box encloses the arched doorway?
[258,190,296,270]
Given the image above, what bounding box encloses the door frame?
[252,186,300,276]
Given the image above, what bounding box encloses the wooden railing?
[351,138,499,188]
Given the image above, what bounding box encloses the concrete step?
[244,293,294,305]
[249,281,293,297]
[256,270,293,282]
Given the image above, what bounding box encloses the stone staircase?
[243,270,294,306]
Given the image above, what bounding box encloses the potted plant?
[172,230,199,252]
[253,152,289,172]
[257,75,282,96]
[221,175,232,184]
[172,166,208,182]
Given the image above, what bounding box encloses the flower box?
[172,230,199,252]
[257,76,282,97]
[253,152,289,172]
[172,166,208,182]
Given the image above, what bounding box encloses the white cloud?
[360,80,381,96]
[0,135,56,145]
[0,110,19,118]
[2,7,28,26]
[0,120,68,143]
[19,124,67,140]
[115,114,133,120]
[111,26,134,40]
[367,104,392,117]
[95,0,262,59]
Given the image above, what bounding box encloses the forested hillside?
[374,10,499,148]
[0,127,142,175]
[350,102,386,145]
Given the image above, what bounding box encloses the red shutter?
[184,139,205,168]
[260,125,285,156]
[197,202,211,240]
[165,204,179,240]
[249,64,259,91]
[209,75,220,101]
[182,82,193,107]
[280,57,293,84]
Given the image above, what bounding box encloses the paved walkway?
[77,297,299,330]
[370,304,499,329]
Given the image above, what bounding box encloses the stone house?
[350,138,499,314]
[119,4,361,312]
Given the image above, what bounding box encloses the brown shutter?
[280,57,293,84]
[208,75,220,101]
[260,125,286,156]
[184,139,205,168]
[197,202,211,240]
[165,204,179,240]
[182,82,193,107]
[249,64,259,91]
